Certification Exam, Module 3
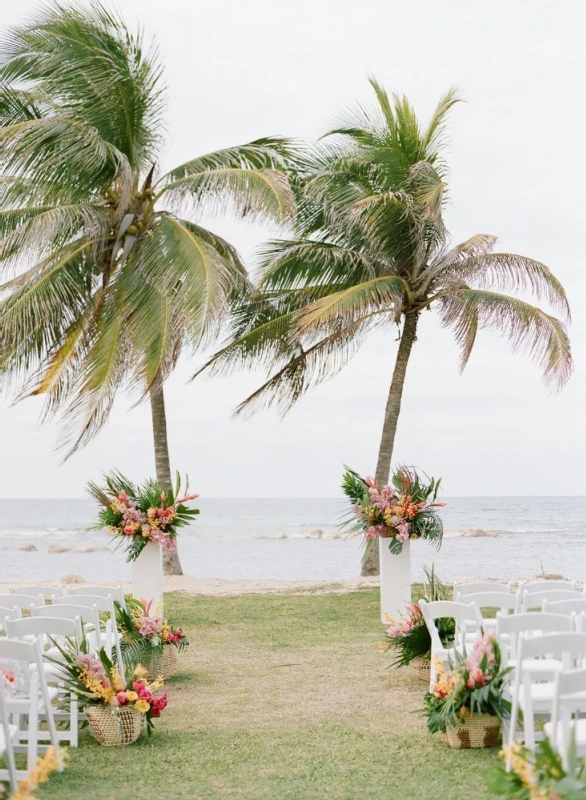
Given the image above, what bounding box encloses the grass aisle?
[39,589,496,800]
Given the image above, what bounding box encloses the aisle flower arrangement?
[423,635,512,748]
[1,747,65,800]
[49,641,166,744]
[88,471,199,561]
[379,567,455,675]
[486,738,586,798]
[341,465,445,554]
[115,597,189,677]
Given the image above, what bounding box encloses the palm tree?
[197,80,572,575]
[0,3,294,574]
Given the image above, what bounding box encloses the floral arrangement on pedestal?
[423,635,512,748]
[49,641,167,744]
[379,567,455,676]
[486,738,586,798]
[341,465,445,554]
[88,471,199,562]
[115,597,189,677]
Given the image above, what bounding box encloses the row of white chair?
[0,638,64,793]
[455,580,585,615]
[419,596,586,760]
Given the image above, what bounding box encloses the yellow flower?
[378,641,391,652]
[125,691,138,702]
[133,665,148,679]
[134,699,150,713]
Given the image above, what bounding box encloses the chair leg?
[27,674,39,770]
[70,692,78,747]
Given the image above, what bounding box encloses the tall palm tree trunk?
[361,311,419,577]
[150,383,183,576]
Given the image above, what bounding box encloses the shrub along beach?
[0,2,583,800]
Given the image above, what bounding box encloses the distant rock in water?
[260,533,288,540]
[71,546,108,553]
[48,545,69,554]
[461,528,498,538]
[18,544,38,552]
[60,574,85,584]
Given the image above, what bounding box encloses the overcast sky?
[0,0,584,498]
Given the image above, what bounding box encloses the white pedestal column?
[379,537,411,623]
[131,541,163,612]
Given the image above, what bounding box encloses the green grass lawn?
[36,588,498,800]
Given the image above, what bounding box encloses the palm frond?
[440,287,572,388]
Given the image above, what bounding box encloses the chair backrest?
[32,603,93,623]
[0,604,20,621]
[520,580,578,593]
[5,615,82,647]
[522,588,582,612]
[9,586,61,600]
[543,598,586,616]
[460,591,518,614]
[419,599,483,651]
[497,612,575,661]
[519,631,586,665]
[65,585,124,604]
[53,594,113,612]
[454,582,512,599]
[0,593,44,610]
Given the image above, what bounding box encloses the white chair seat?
[6,685,59,714]
[507,659,563,678]
[516,682,556,711]
[544,718,586,753]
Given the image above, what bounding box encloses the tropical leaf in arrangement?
[0,2,296,457]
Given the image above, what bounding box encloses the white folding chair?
[508,632,586,756]
[0,638,62,781]
[522,588,582,613]
[53,594,124,678]
[544,667,586,769]
[419,599,484,688]
[0,676,18,793]
[9,586,62,601]
[4,616,82,748]
[543,598,586,616]
[460,591,518,636]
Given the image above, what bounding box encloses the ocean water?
[0,496,585,584]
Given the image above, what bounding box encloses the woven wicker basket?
[86,705,145,746]
[149,644,178,680]
[445,714,501,749]
[409,655,431,682]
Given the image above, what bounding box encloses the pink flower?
[75,653,106,678]
[150,707,160,717]
[466,634,496,673]
[365,477,376,488]
[117,691,128,705]
[109,697,120,707]
[467,668,486,689]
[175,493,199,504]
[138,688,153,702]
[119,490,128,502]
[154,693,168,711]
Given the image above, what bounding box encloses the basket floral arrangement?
[379,567,455,672]
[88,471,199,562]
[48,640,167,744]
[423,635,512,747]
[341,465,445,554]
[486,738,586,799]
[115,597,189,677]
